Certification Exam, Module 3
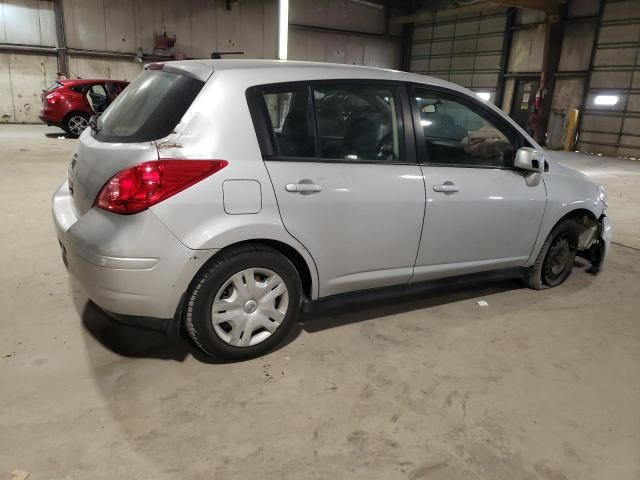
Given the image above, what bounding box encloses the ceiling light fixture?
[277,0,289,60]
[594,95,619,106]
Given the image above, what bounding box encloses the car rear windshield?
[46,81,63,92]
[94,70,204,143]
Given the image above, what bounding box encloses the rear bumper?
[52,180,217,321]
[39,116,61,127]
[39,107,64,126]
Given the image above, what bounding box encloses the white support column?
[277,0,289,60]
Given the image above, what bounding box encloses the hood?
[543,150,593,183]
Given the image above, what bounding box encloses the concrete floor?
[0,124,638,480]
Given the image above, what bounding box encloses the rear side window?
[314,85,403,161]
[262,86,315,157]
[95,70,203,143]
[257,82,404,162]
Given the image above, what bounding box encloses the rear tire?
[63,112,90,137]
[183,244,302,361]
[526,221,578,290]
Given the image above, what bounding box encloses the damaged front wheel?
[526,222,578,290]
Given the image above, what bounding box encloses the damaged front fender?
[577,215,612,274]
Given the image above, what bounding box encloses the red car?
[40,79,129,137]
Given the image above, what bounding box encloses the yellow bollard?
[563,109,580,151]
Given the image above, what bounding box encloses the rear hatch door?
[69,136,158,215]
[41,80,63,110]
[68,64,211,216]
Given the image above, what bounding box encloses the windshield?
[95,70,204,143]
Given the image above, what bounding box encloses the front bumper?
[584,214,612,274]
[52,180,217,321]
[598,214,612,269]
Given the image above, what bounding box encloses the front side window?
[414,88,516,168]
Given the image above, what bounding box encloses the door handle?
[285,183,322,193]
[433,183,460,193]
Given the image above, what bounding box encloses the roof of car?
[157,59,454,89]
[61,78,129,84]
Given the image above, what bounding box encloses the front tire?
[184,244,302,361]
[526,221,578,290]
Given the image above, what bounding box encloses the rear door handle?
[285,183,322,193]
[433,183,460,193]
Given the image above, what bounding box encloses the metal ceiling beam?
[390,0,564,24]
[53,0,69,76]
[486,0,563,14]
[390,3,505,25]
[353,0,417,10]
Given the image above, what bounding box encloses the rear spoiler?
[144,61,214,82]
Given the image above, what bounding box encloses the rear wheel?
[63,112,90,137]
[526,222,578,289]
[184,244,302,360]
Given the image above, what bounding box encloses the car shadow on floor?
[81,270,526,363]
[300,274,524,333]
[45,132,74,139]
[81,300,303,364]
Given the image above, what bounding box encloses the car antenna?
[211,51,244,59]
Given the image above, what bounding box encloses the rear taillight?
[95,159,228,214]
[45,92,65,104]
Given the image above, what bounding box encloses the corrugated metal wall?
[288,0,400,68]
[62,0,277,61]
[577,0,640,158]
[501,9,545,115]
[1,0,401,124]
[546,0,599,148]
[410,10,509,103]
[0,1,58,123]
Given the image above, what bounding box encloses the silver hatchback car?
[53,60,611,360]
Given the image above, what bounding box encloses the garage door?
[410,10,508,104]
[577,0,640,158]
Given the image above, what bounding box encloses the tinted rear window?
[46,81,63,92]
[95,70,204,143]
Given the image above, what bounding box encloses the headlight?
[597,184,608,208]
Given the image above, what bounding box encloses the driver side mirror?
[514,147,545,173]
